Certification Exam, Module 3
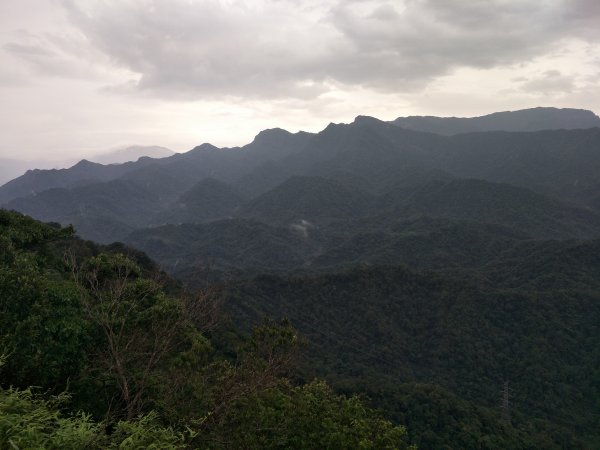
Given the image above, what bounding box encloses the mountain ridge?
[391,106,600,135]
[4,106,600,247]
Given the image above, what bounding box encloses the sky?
[0,0,599,161]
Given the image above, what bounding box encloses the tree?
[199,380,414,449]
[0,211,87,391]
[69,252,210,421]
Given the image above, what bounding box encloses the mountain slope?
[236,116,443,196]
[220,264,600,448]
[311,216,529,270]
[241,176,374,226]
[125,219,321,278]
[384,178,600,239]
[0,128,313,206]
[155,178,246,224]
[0,159,144,205]
[4,179,166,243]
[391,107,600,135]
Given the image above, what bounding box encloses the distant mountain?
[5,107,600,208]
[5,107,600,246]
[0,159,146,205]
[235,115,600,204]
[391,107,600,135]
[241,176,374,226]
[4,179,163,243]
[119,176,600,278]
[126,219,321,277]
[90,145,175,165]
[0,158,32,186]
[437,127,600,202]
[382,178,600,239]
[0,157,71,186]
[155,178,246,225]
[236,116,440,196]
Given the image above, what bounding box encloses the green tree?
[0,211,88,391]
[70,252,211,421]
[200,380,413,449]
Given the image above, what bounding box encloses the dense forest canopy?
[0,210,412,449]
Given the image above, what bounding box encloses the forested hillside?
[0,210,412,449]
[2,107,600,448]
[219,265,600,448]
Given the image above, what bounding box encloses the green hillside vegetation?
[155,178,246,225]
[219,265,600,449]
[124,175,600,279]
[310,216,529,270]
[126,219,322,279]
[0,210,412,449]
[384,178,600,239]
[5,179,164,243]
[241,176,374,225]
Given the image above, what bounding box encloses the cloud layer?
[40,0,600,100]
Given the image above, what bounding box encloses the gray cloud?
[1,0,599,163]
[2,27,117,80]
[518,70,576,95]
[32,0,595,100]
[4,42,55,57]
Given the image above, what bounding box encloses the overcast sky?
[1,0,599,161]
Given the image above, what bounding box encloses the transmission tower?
[500,380,511,423]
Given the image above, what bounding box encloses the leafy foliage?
[0,210,409,449]
[0,387,186,449]
[220,265,600,448]
[199,381,412,450]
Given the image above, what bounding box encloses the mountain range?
[390,106,600,134]
[0,145,175,193]
[3,107,600,248]
[2,106,600,448]
[0,157,66,186]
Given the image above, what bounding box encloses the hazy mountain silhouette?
[3,107,600,247]
[155,178,246,225]
[0,157,73,186]
[90,145,175,165]
[380,178,600,239]
[0,159,147,205]
[391,107,600,135]
[240,176,374,226]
